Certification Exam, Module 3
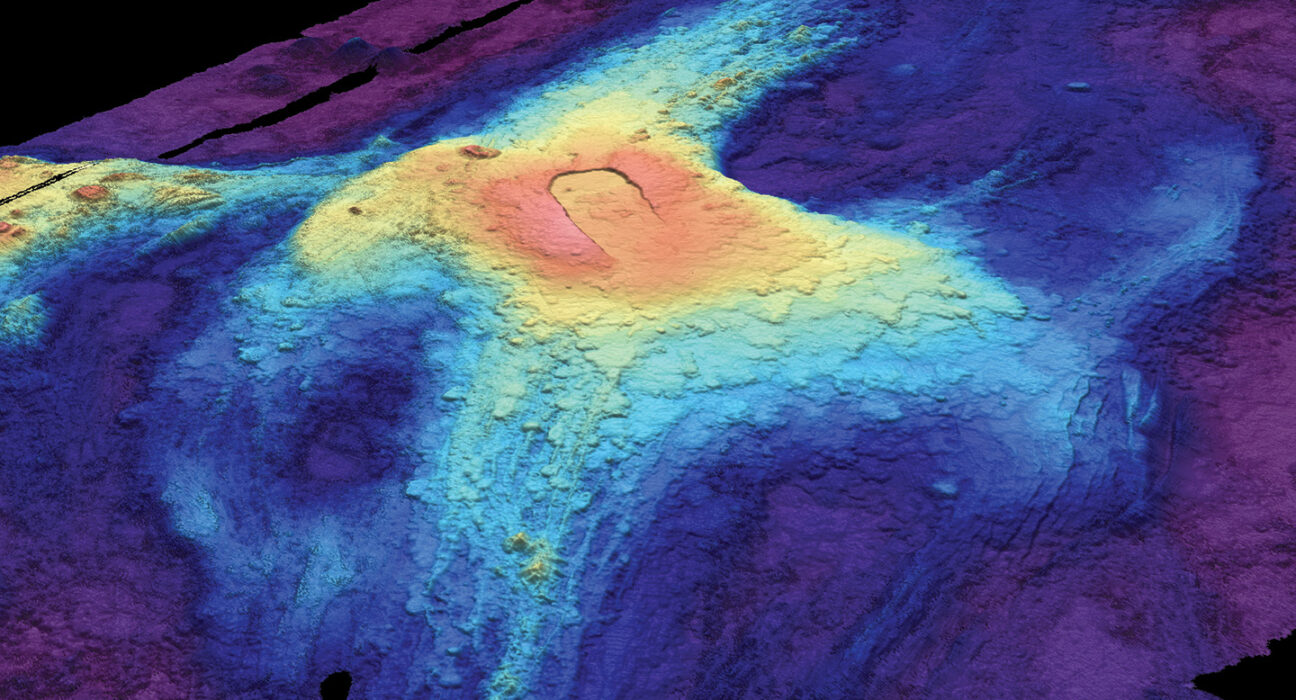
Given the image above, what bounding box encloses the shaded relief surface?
[1,1,1294,698]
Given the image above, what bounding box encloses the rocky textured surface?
[1,0,1292,698]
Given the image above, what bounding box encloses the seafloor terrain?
[2,0,1294,697]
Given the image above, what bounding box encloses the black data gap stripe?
[0,164,94,208]
[158,67,379,160]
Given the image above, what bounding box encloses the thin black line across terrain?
[157,0,539,160]
[0,165,92,207]
[158,68,379,159]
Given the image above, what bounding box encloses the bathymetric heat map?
[2,1,1294,698]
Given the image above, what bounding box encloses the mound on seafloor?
[1,1,1294,698]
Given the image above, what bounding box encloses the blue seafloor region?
[0,0,1273,698]
[718,0,1259,311]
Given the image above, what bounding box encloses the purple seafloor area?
[4,0,1296,698]
[15,0,679,167]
